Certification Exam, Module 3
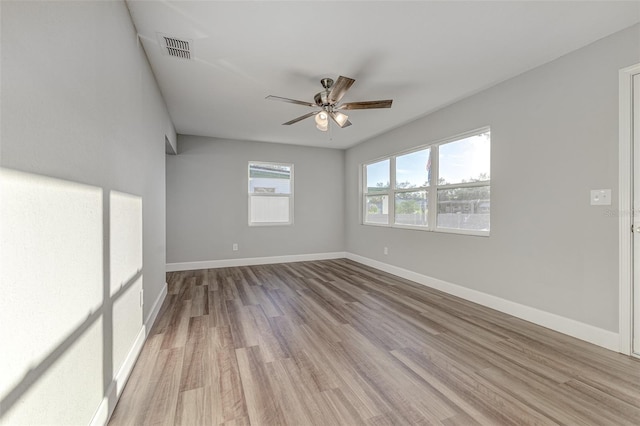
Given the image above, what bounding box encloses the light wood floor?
[109,259,640,425]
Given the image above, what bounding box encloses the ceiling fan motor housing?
[314,78,335,107]
[314,91,332,107]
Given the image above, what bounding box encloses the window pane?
[366,159,390,193]
[365,194,388,224]
[250,196,290,223]
[249,163,291,194]
[395,191,428,226]
[437,186,490,231]
[396,148,431,188]
[439,132,490,185]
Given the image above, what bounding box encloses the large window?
[362,128,490,235]
[249,162,293,226]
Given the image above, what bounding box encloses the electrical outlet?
[590,189,611,206]
[384,247,388,255]
[233,243,238,251]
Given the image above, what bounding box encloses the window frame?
[248,161,294,227]
[361,127,490,236]
[363,158,391,226]
[393,147,431,230]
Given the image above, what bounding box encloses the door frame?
[619,63,640,356]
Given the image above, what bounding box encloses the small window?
[364,159,390,224]
[249,162,293,226]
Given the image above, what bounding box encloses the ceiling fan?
[266,76,393,132]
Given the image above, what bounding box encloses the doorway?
[620,63,640,357]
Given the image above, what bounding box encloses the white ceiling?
[126,1,640,149]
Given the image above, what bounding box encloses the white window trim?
[362,158,391,226]
[248,161,294,227]
[361,126,490,236]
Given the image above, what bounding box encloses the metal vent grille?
[158,34,193,60]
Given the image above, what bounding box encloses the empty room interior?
[4,1,640,425]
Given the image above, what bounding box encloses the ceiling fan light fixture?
[315,110,328,131]
[332,111,349,127]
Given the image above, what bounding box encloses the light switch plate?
[590,189,611,205]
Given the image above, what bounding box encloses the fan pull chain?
[329,117,333,141]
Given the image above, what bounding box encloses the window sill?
[362,222,490,237]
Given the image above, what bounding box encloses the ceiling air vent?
[158,33,193,60]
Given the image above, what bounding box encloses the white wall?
[0,1,175,424]
[166,135,344,266]
[345,24,640,336]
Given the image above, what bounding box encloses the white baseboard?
[346,253,619,352]
[165,250,618,351]
[144,282,168,331]
[90,282,168,426]
[166,251,347,272]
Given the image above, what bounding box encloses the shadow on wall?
[0,168,144,424]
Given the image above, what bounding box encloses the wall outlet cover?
[590,189,611,206]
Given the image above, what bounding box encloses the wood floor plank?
[263,360,320,426]
[391,348,497,425]
[235,278,260,306]
[208,289,229,328]
[110,259,640,425]
[226,298,259,349]
[179,316,208,391]
[563,379,640,425]
[108,333,164,425]
[319,388,365,426]
[161,300,192,350]
[250,284,284,318]
[221,416,250,426]
[190,284,208,317]
[442,412,482,426]
[336,323,458,422]
[209,326,248,423]
[244,304,289,363]
[175,387,211,426]
[235,346,287,425]
[144,347,184,426]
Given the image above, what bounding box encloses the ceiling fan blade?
[329,111,352,128]
[282,111,319,125]
[337,99,393,110]
[266,95,315,107]
[328,76,355,104]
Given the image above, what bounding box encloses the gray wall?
[1,1,174,423]
[166,136,345,263]
[345,24,640,333]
